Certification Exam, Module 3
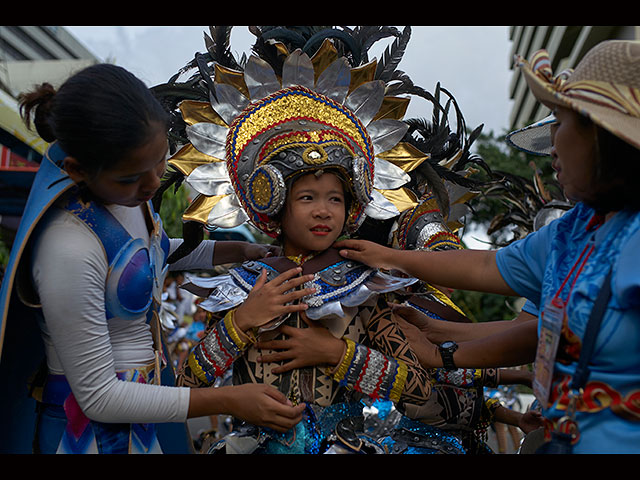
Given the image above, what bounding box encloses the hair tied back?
[19,82,58,143]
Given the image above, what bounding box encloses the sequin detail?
[331,339,407,402]
[189,309,246,384]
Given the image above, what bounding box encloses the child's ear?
[63,156,90,184]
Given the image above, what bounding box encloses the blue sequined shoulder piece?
[304,260,376,308]
[228,260,281,293]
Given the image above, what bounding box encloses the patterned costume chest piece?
[183,248,416,322]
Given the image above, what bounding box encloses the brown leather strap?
[259,248,346,275]
[406,294,470,323]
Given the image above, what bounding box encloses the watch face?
[441,341,455,349]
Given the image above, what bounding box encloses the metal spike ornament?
[164,27,429,238]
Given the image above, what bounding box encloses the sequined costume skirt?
[206,400,466,454]
[35,365,162,454]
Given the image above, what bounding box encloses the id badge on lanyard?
[533,298,565,406]
[533,242,595,407]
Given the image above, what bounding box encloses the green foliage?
[452,129,555,322]
[464,129,558,247]
[450,289,521,323]
[158,184,191,239]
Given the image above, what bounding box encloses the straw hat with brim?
[505,114,556,156]
[516,40,640,152]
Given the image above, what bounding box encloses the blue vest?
[50,189,171,321]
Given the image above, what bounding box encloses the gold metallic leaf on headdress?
[182,193,227,224]
[349,61,377,94]
[374,97,410,121]
[168,143,218,177]
[179,100,227,128]
[377,142,431,173]
[379,187,419,213]
[310,39,340,82]
[214,63,250,99]
[271,41,290,59]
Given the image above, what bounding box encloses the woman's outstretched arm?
[335,239,517,296]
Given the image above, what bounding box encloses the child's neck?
[284,249,320,266]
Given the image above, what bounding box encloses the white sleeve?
[32,211,190,424]
[167,238,216,271]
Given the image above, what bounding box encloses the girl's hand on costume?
[255,314,345,373]
[333,239,396,270]
[234,268,315,332]
[222,384,306,433]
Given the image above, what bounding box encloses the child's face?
[66,125,168,207]
[280,172,347,257]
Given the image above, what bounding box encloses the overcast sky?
[64,26,515,136]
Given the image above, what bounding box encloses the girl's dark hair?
[581,115,640,213]
[19,63,169,177]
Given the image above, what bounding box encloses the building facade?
[0,26,98,242]
[1,25,98,98]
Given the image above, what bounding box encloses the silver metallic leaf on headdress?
[281,50,315,89]
[314,57,351,104]
[185,161,234,196]
[205,194,249,228]
[344,80,386,126]
[210,82,249,126]
[243,55,281,100]
[365,189,401,219]
[368,119,409,155]
[373,157,411,190]
[186,122,228,160]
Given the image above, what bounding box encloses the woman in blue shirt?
[336,40,640,453]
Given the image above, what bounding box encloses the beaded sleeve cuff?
[188,309,252,385]
[329,338,408,403]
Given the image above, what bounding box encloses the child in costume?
[158,26,537,453]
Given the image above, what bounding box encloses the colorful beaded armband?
[431,367,483,387]
[188,309,252,385]
[329,338,408,403]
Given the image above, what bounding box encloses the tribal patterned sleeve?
[327,295,433,406]
[175,309,251,388]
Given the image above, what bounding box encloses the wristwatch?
[438,341,458,370]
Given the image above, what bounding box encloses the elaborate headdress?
[153,26,444,253]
